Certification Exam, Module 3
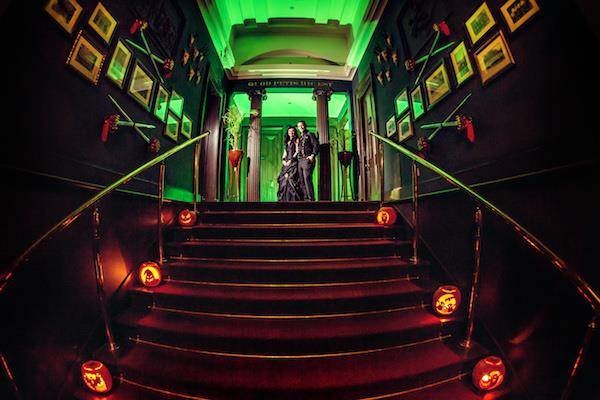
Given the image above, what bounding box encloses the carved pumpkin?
[138,261,162,287]
[81,360,113,393]
[433,285,461,316]
[376,207,397,226]
[178,209,197,227]
[472,356,506,391]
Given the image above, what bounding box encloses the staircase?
[75,202,493,399]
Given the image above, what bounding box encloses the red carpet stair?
[76,202,493,399]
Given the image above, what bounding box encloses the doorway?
[354,74,383,201]
[199,79,223,201]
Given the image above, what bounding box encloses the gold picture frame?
[164,112,180,142]
[154,85,170,122]
[500,0,540,33]
[44,0,83,34]
[397,114,414,143]
[474,31,515,85]
[385,115,397,138]
[410,85,426,120]
[88,2,117,44]
[450,41,475,87]
[106,40,132,89]
[466,2,496,45]
[425,62,452,109]
[181,114,193,139]
[66,31,106,85]
[169,90,184,118]
[128,61,156,110]
[395,88,409,117]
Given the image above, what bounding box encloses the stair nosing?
[162,276,418,288]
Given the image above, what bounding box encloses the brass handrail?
[0,132,210,294]
[371,132,600,313]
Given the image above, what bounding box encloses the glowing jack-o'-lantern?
[472,356,506,391]
[138,261,162,287]
[178,209,197,227]
[81,360,113,393]
[376,207,397,226]
[433,285,461,316]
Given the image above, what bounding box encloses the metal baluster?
[193,142,201,212]
[561,315,598,399]
[0,352,21,399]
[411,162,419,264]
[157,162,165,264]
[462,206,483,349]
[91,206,118,355]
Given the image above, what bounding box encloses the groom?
[296,120,319,201]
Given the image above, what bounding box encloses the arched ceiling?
[197,0,388,80]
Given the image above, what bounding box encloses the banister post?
[193,142,201,212]
[411,161,419,264]
[157,162,165,264]
[561,315,598,399]
[91,206,119,356]
[462,205,483,349]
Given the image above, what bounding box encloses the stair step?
[129,278,429,315]
[198,210,378,224]
[110,337,482,399]
[115,306,460,355]
[165,238,408,259]
[194,201,382,212]
[165,257,427,283]
[165,222,406,240]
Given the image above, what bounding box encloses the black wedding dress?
[277,139,301,201]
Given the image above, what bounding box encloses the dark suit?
[297,130,319,201]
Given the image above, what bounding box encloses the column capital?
[312,84,333,101]
[248,88,267,101]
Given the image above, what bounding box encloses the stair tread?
[131,279,427,301]
[118,337,475,393]
[172,222,387,229]
[116,306,456,342]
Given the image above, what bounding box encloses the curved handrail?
[0,132,210,294]
[371,132,600,313]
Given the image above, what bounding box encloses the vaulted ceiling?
[196,0,387,80]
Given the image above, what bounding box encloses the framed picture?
[466,2,496,45]
[164,112,180,142]
[169,90,184,118]
[424,62,452,109]
[181,114,193,139]
[66,31,106,85]
[44,0,83,34]
[500,0,540,33]
[410,85,426,120]
[474,31,515,85]
[154,85,170,122]
[397,114,414,143]
[128,61,156,110]
[106,40,132,89]
[385,115,397,138]
[450,41,475,87]
[395,89,409,117]
[88,2,117,44]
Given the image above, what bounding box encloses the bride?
[277,126,301,201]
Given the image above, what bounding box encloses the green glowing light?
[169,91,184,118]
[395,89,410,117]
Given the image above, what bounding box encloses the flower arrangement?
[222,105,243,150]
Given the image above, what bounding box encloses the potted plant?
[223,105,244,169]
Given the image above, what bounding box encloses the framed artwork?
[385,115,397,138]
[181,114,193,139]
[500,0,540,33]
[66,31,106,85]
[397,114,414,142]
[425,62,452,109]
[154,86,170,122]
[410,85,426,120]
[474,31,515,85]
[106,40,132,89]
[44,0,83,34]
[128,61,156,110]
[395,89,410,117]
[450,41,475,87]
[164,112,180,142]
[169,90,184,118]
[466,2,496,45]
[88,2,117,44]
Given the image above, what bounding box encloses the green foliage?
[222,105,243,149]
